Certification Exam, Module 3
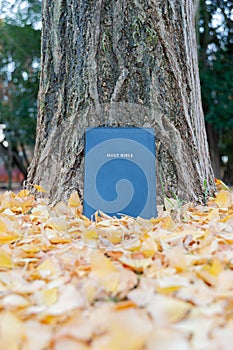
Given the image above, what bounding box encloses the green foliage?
[1,0,41,27]
[200,51,233,130]
[198,0,233,182]
[0,23,41,145]
[0,0,41,177]
[198,0,232,131]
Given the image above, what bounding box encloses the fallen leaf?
[112,300,137,310]
[0,187,232,349]
[42,287,58,305]
[147,295,192,325]
[214,190,232,208]
[23,320,52,350]
[36,258,60,278]
[68,191,82,207]
[34,184,48,193]
[146,327,189,350]
[0,311,25,350]
[0,248,13,269]
[161,215,177,231]
[1,293,29,309]
[118,255,152,272]
[90,250,118,277]
[215,178,230,191]
[52,337,90,350]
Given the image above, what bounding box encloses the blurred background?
[0,0,232,191]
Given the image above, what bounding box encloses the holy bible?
[83,127,156,219]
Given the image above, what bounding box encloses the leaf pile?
[0,189,233,350]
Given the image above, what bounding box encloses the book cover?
[83,127,156,219]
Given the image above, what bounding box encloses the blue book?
[83,127,156,219]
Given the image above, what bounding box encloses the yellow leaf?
[2,293,29,308]
[218,232,233,244]
[22,320,52,350]
[50,237,72,244]
[82,230,98,240]
[124,239,141,251]
[43,287,58,305]
[107,325,145,350]
[197,270,216,286]
[0,233,19,244]
[155,275,188,295]
[41,285,86,317]
[146,328,189,350]
[106,232,123,244]
[0,312,25,350]
[156,285,183,294]
[140,237,158,257]
[197,259,223,286]
[68,192,83,216]
[90,251,117,277]
[16,189,30,197]
[103,308,152,350]
[46,217,68,231]
[51,337,90,350]
[147,295,192,324]
[102,275,119,293]
[53,201,72,216]
[161,215,177,231]
[34,184,48,193]
[0,249,13,269]
[30,205,50,220]
[22,244,41,254]
[166,246,187,272]
[118,256,152,272]
[205,208,220,222]
[214,190,232,208]
[68,191,82,207]
[113,300,137,310]
[140,250,153,258]
[215,178,230,191]
[203,258,223,276]
[90,251,119,293]
[0,219,7,233]
[37,258,58,277]
[219,212,233,223]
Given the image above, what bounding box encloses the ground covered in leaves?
[0,185,233,350]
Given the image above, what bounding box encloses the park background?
[0,2,233,349]
[0,0,232,190]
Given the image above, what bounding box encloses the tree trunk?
[27,0,215,205]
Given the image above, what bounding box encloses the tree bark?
[27,0,215,205]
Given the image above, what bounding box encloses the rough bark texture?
[27,0,215,205]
